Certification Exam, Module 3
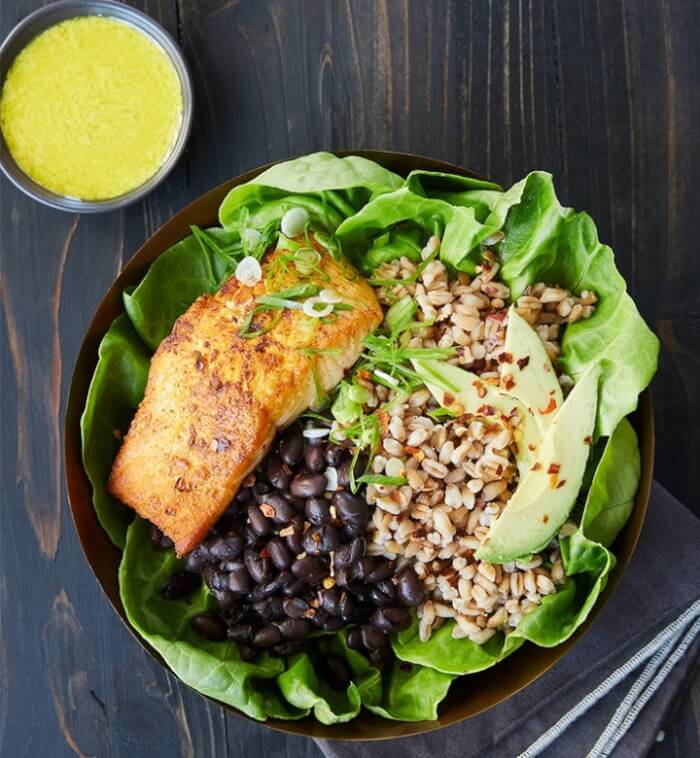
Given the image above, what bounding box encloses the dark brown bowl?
[64,151,654,740]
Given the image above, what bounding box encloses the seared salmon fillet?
[108,239,382,555]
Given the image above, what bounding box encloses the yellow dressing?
[0,16,183,200]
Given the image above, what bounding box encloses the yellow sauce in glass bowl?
[0,16,183,201]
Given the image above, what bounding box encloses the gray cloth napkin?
[316,482,700,758]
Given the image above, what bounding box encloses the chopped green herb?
[356,474,408,486]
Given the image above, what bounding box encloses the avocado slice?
[475,364,600,563]
[500,306,563,436]
[412,359,541,477]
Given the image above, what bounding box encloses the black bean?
[303,443,326,473]
[247,504,273,537]
[150,524,174,550]
[227,622,254,643]
[213,589,237,611]
[322,655,352,690]
[371,606,412,633]
[369,587,394,607]
[396,568,424,607]
[290,471,327,498]
[253,625,282,649]
[185,549,208,573]
[338,591,354,619]
[228,563,253,594]
[249,573,285,600]
[366,559,396,584]
[191,613,227,641]
[280,426,304,466]
[253,481,271,502]
[352,557,376,582]
[275,570,296,589]
[319,587,341,615]
[161,571,201,600]
[237,643,258,662]
[334,537,366,570]
[291,555,326,583]
[334,567,352,588]
[310,608,329,627]
[260,494,296,524]
[350,584,374,605]
[305,497,331,525]
[332,491,369,528]
[346,627,363,650]
[325,444,349,467]
[266,456,291,490]
[267,537,293,570]
[285,514,305,554]
[323,616,344,632]
[349,603,373,624]
[244,527,259,547]
[342,521,366,538]
[281,578,307,597]
[244,550,272,584]
[361,624,388,651]
[283,597,310,619]
[208,570,231,592]
[277,617,313,641]
[209,532,244,561]
[375,579,396,601]
[303,524,343,555]
[234,486,253,503]
[253,596,285,621]
[271,641,303,657]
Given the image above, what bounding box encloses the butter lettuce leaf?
[581,418,641,547]
[80,315,150,548]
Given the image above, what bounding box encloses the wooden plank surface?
[0,1,698,756]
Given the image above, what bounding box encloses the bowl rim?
[0,0,194,213]
[63,150,655,740]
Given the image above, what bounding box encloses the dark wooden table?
[1,1,698,756]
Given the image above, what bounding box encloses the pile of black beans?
[153,423,424,668]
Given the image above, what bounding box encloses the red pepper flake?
[517,356,530,370]
[302,608,316,619]
[539,397,558,415]
[549,474,559,489]
[542,514,549,524]
[112,428,122,440]
[444,392,455,405]
[501,373,515,391]
[488,309,507,322]
[357,369,372,381]
[260,502,276,519]
[557,480,567,489]
[476,404,496,417]
[377,409,390,434]
[547,463,561,474]
[499,352,514,364]
[528,443,537,452]
[259,547,270,558]
[543,363,552,373]
[531,462,542,471]
[584,435,593,445]
[472,380,487,399]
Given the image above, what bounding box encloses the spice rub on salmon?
[108,242,382,555]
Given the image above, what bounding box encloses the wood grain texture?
[0,1,698,756]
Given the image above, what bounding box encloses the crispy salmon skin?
[108,240,382,555]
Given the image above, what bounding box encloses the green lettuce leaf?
[219,152,402,232]
[581,418,641,547]
[80,315,150,547]
[119,518,307,721]
[123,233,237,351]
[277,653,361,724]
